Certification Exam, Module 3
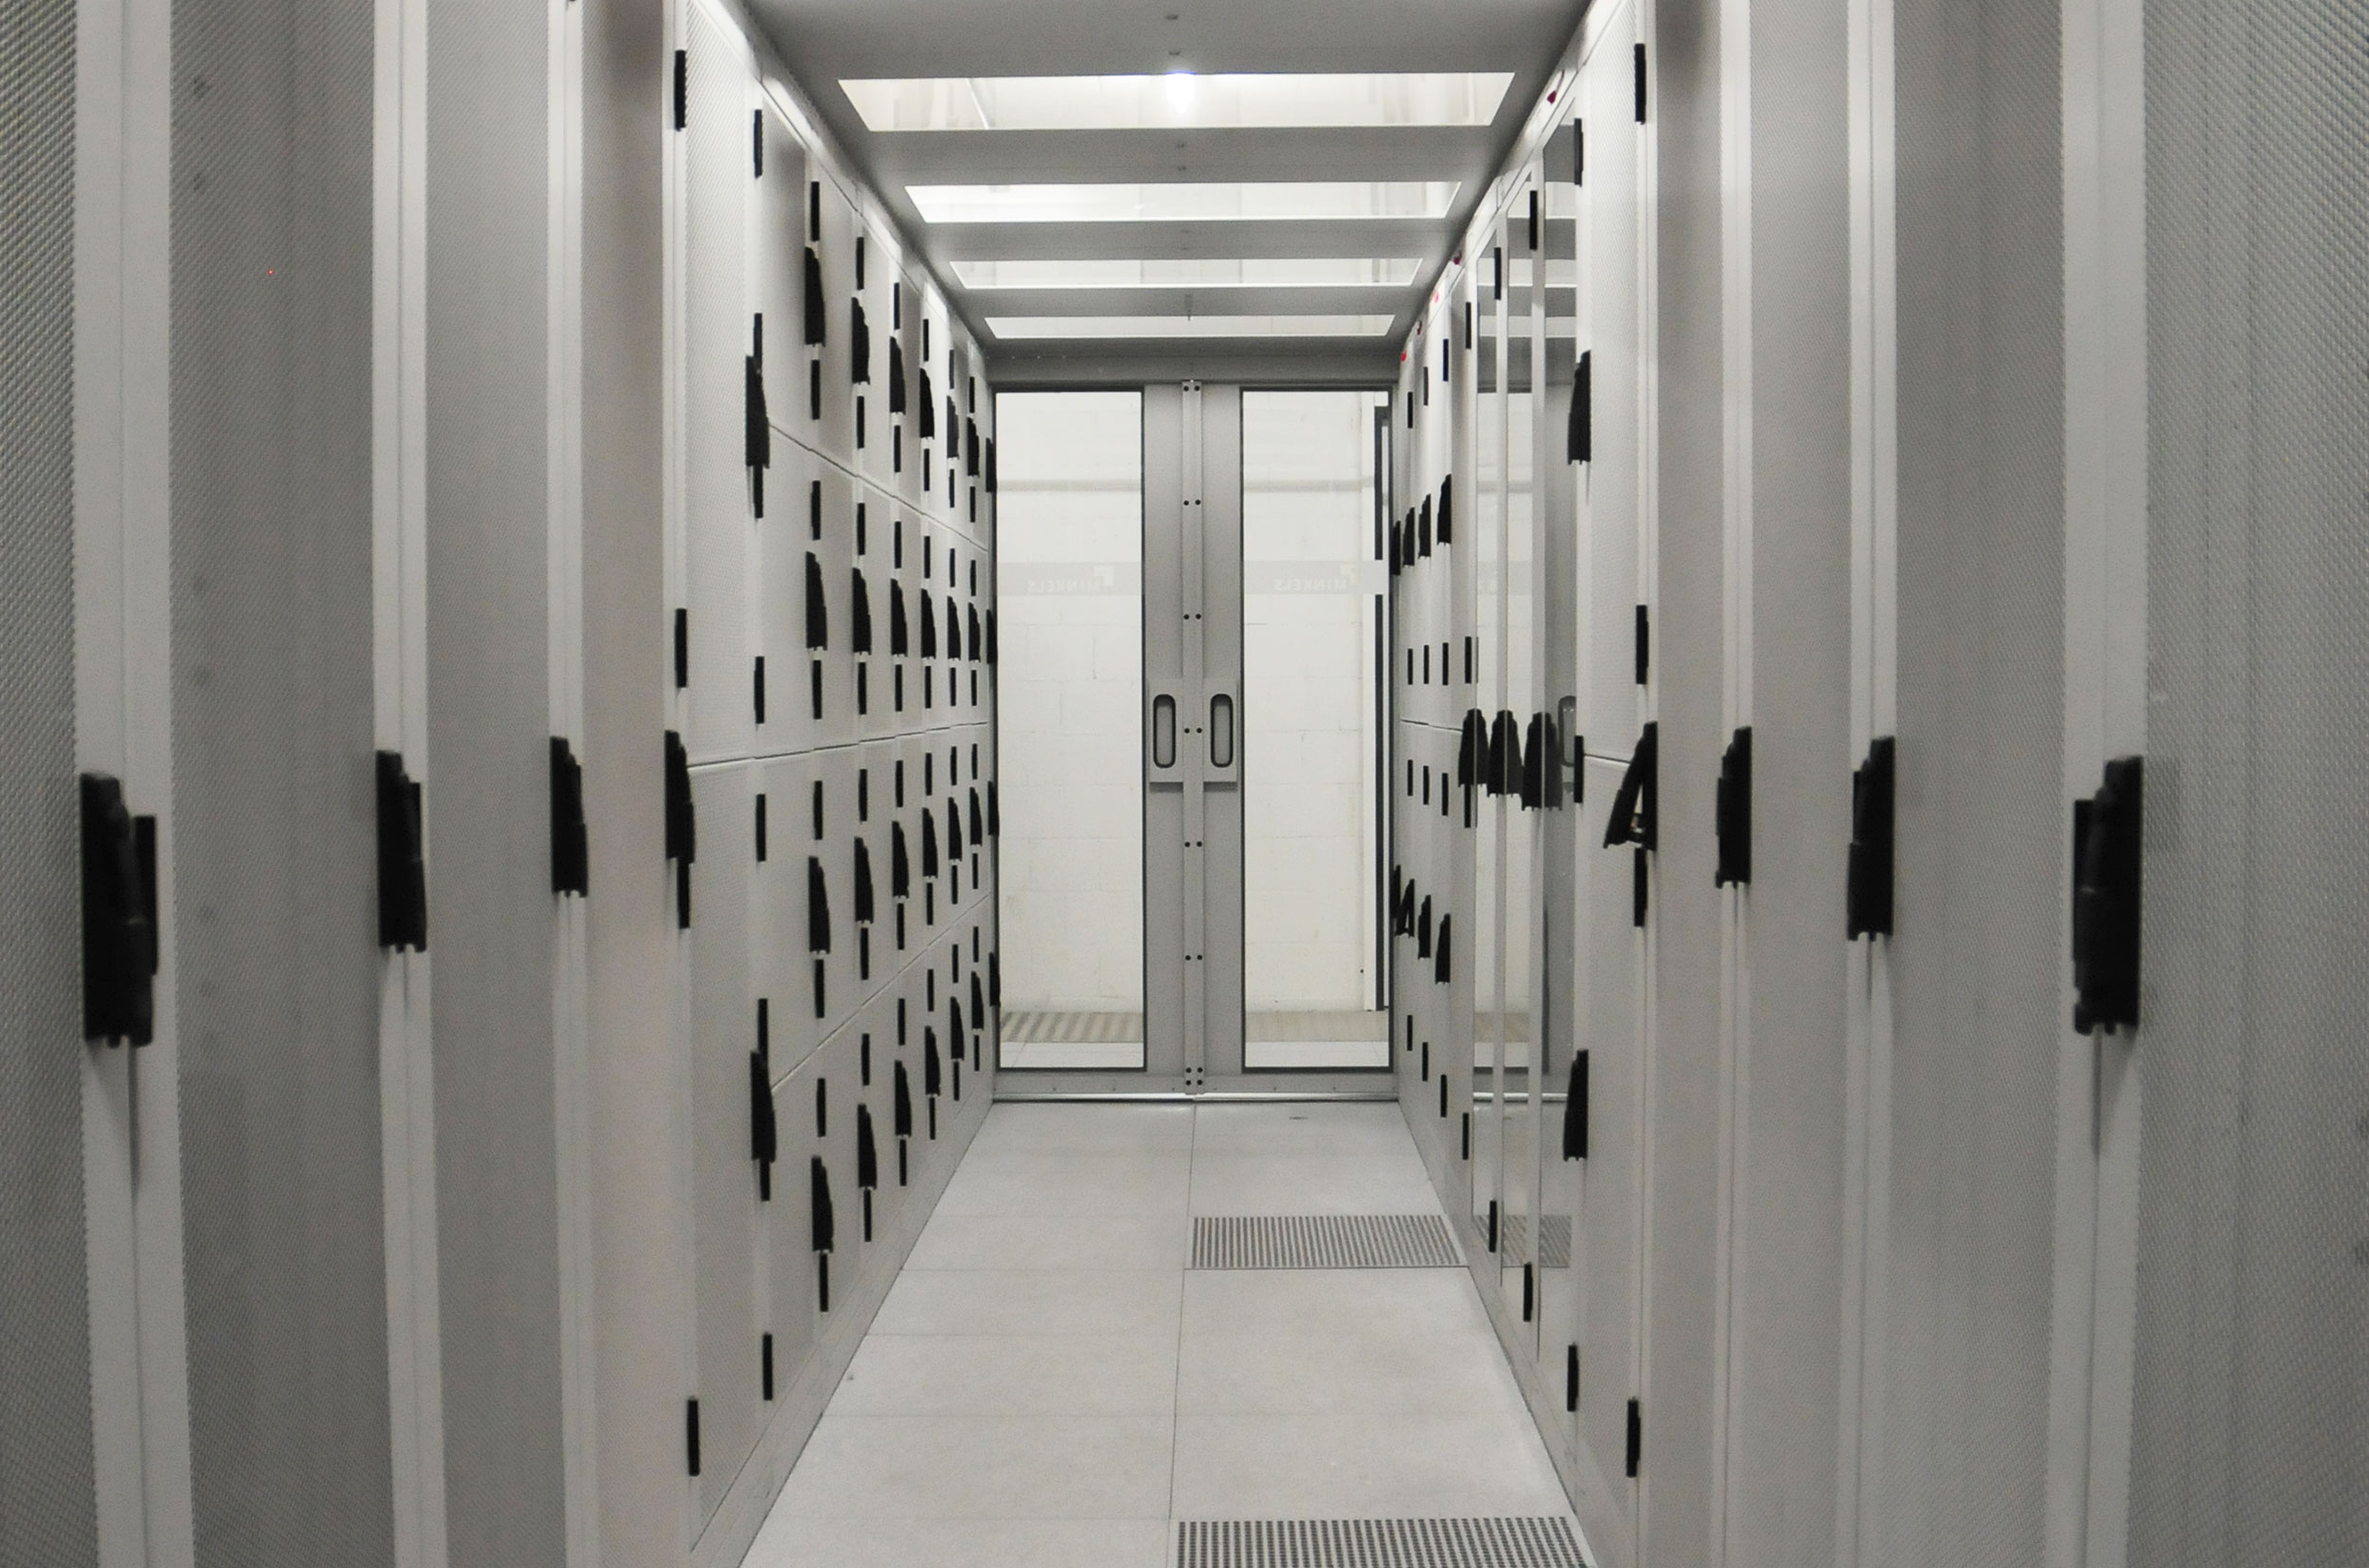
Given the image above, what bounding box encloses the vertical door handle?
[1152,694,1178,769]
[1208,694,1234,769]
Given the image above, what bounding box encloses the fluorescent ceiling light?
[950,258,1424,289]
[841,73,1514,133]
[987,315,1397,340]
[908,182,1458,225]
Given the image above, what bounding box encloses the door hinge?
[1715,726,1752,887]
[1573,120,1585,186]
[685,1397,700,1475]
[674,607,689,689]
[1634,604,1650,685]
[761,1333,774,1400]
[2071,755,2143,1034]
[751,109,763,176]
[1847,736,1895,937]
[1566,1345,1581,1411]
[672,49,687,131]
[1634,44,1648,122]
[1626,1398,1642,1476]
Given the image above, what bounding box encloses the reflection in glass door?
[994,391,1146,1068]
[1240,391,1391,1070]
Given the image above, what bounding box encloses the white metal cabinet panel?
[750,754,821,1077]
[1573,751,1644,1508]
[751,105,805,398]
[681,9,756,766]
[892,270,925,504]
[1861,0,2067,1557]
[852,483,893,737]
[1717,0,1854,1552]
[766,1053,821,1380]
[854,223,893,488]
[686,761,760,1528]
[808,179,859,467]
[751,441,807,760]
[802,461,859,749]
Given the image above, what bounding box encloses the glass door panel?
[993,391,1146,1068]
[1241,391,1391,1070]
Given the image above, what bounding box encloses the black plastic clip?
[1602,722,1657,851]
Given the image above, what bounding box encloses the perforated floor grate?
[1191,1215,1462,1270]
[1177,1517,1586,1566]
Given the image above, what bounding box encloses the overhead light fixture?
[986,315,1397,340]
[842,73,1514,133]
[907,182,1459,225]
[950,258,1425,289]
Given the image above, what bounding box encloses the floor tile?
[1184,1151,1444,1217]
[769,1415,1174,1520]
[1190,1102,1417,1158]
[830,1333,1176,1416]
[1169,1412,1569,1518]
[1175,1319,1528,1419]
[967,1102,1195,1157]
[936,1152,1191,1217]
[1179,1269,1493,1343]
[904,1212,1190,1272]
[872,1267,1183,1337]
[743,1515,1169,1568]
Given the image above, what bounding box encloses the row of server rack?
[671,1,1004,1553]
[1378,2,2362,1566]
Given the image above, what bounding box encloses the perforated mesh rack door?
[1176,1517,1585,1567]
[2128,2,2369,1560]
[0,0,99,1558]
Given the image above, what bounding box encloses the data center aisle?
[745,1101,1580,1567]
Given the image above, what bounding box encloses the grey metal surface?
[1190,1215,1462,1270]
[1176,1517,1584,1567]
[422,0,567,1557]
[1640,0,1727,1559]
[2130,1,2369,1560]
[1866,0,2066,1559]
[0,0,99,1558]
[169,0,396,1560]
[1719,0,1854,1559]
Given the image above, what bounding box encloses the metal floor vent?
[1192,1215,1461,1270]
[1177,1517,1585,1567]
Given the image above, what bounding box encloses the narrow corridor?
[745,1102,1578,1566]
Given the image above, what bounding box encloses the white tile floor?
[742,1101,1578,1568]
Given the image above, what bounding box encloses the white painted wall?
[994,392,1145,1013]
[1241,391,1386,1014]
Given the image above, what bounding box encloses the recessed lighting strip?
[987,315,1398,340]
[951,258,1425,289]
[908,182,1459,225]
[842,73,1514,133]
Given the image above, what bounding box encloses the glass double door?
[996,385,1389,1087]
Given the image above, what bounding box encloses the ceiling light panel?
[842,73,1514,133]
[907,182,1459,225]
[951,258,1424,289]
[986,315,1398,340]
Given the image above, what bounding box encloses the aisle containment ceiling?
[746,0,1590,384]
